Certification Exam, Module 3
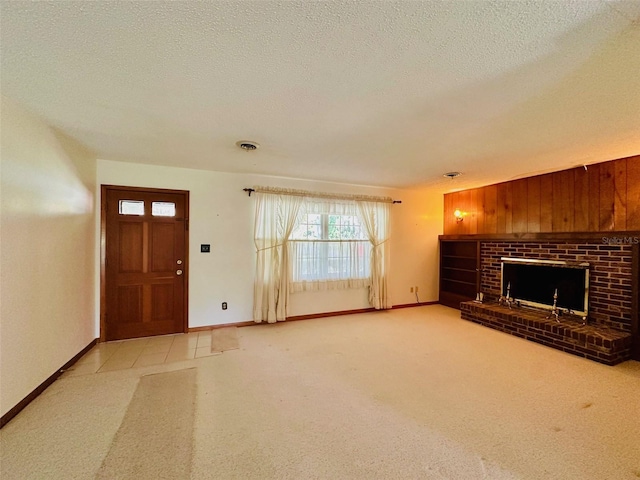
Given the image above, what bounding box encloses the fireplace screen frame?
[500,257,590,317]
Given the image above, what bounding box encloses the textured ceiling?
[1,1,639,191]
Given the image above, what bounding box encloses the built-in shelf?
[439,240,480,309]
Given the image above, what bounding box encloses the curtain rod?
[242,187,401,204]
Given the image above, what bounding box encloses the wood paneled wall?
[443,155,640,235]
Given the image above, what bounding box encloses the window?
[252,188,391,321]
[118,200,145,215]
[117,200,176,217]
[152,201,176,217]
[289,200,371,290]
[292,213,366,241]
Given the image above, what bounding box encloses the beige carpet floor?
[1,305,639,479]
[211,326,240,353]
[96,368,196,479]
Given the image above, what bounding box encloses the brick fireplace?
[454,238,637,365]
[481,241,633,332]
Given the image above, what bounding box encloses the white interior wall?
[97,160,443,330]
[0,98,96,417]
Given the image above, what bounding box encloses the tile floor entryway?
[63,331,218,377]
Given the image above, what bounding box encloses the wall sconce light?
[454,209,465,223]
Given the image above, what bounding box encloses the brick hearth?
[461,302,632,365]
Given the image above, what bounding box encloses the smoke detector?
[443,171,462,179]
[236,140,260,151]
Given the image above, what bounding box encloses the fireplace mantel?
[439,231,640,242]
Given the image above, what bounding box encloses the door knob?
[176,269,183,275]
[177,259,183,265]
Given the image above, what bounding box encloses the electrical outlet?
[222,302,227,310]
[410,287,414,293]
[415,286,419,293]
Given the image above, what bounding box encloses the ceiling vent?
[443,171,462,179]
[236,140,260,151]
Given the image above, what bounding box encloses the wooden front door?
[103,186,188,341]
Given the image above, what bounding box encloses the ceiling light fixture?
[236,140,260,151]
[443,171,462,179]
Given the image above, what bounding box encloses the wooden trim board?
[1,339,98,429]
[392,302,438,309]
[632,243,639,361]
[189,303,438,331]
[439,231,640,242]
[188,321,255,332]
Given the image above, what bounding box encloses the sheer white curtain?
[253,192,303,323]
[357,200,391,309]
[289,241,371,292]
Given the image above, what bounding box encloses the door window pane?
[119,200,145,216]
[152,202,176,217]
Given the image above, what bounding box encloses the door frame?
[100,185,190,342]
